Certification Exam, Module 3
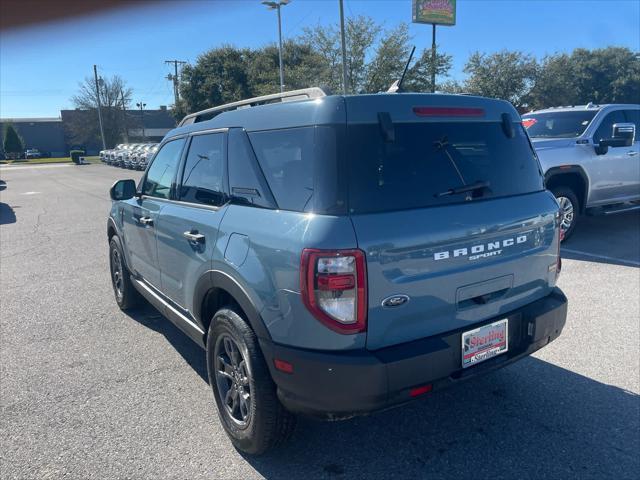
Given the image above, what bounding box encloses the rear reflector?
[413,107,485,117]
[274,359,294,374]
[410,384,433,397]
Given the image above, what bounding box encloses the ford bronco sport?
[522,104,639,240]
[108,88,568,454]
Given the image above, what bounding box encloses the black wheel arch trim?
[193,269,272,343]
[544,166,589,212]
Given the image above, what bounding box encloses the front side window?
[624,110,640,141]
[142,138,185,199]
[179,133,225,206]
[594,110,626,142]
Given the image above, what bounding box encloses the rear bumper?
[261,288,567,419]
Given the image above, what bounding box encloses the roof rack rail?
[178,87,328,127]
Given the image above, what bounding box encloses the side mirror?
[612,122,635,145]
[110,179,137,201]
[595,122,635,155]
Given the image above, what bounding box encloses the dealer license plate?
[461,319,508,368]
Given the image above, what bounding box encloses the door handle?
[183,230,205,244]
[138,216,154,226]
[627,151,638,156]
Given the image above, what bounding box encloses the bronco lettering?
[433,234,528,261]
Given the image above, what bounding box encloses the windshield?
[522,111,597,138]
[347,122,543,214]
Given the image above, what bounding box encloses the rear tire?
[109,236,141,310]
[551,186,579,241]
[207,308,296,455]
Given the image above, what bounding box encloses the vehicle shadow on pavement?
[122,305,639,478]
[125,305,209,383]
[244,357,639,479]
[0,202,17,225]
[562,211,640,267]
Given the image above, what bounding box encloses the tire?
[551,186,579,241]
[206,308,296,454]
[109,236,141,310]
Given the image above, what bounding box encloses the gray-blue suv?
[108,88,568,454]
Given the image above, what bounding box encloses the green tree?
[68,75,132,148]
[179,45,252,115]
[302,15,382,93]
[463,50,538,107]
[247,42,327,96]
[364,23,412,93]
[2,123,24,159]
[528,47,640,109]
[404,47,453,93]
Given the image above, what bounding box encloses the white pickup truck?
[523,104,639,240]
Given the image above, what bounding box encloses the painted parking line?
[562,247,640,267]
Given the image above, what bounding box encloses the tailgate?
[353,191,560,350]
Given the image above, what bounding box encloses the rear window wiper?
[435,180,491,198]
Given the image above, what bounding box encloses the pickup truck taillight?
[300,249,367,334]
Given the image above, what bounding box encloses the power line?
[164,60,187,107]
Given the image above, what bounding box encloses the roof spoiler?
[178,87,328,127]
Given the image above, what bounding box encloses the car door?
[155,130,228,314]
[588,110,630,204]
[121,137,186,288]
[623,109,640,200]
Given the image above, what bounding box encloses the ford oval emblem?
[381,295,410,308]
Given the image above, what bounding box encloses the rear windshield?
[522,111,597,138]
[347,122,543,214]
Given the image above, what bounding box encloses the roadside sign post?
[412,0,456,93]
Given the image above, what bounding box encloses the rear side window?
[142,138,185,199]
[347,122,543,214]
[228,128,276,209]
[248,127,315,212]
[179,133,225,206]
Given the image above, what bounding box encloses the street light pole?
[262,1,290,93]
[136,102,146,140]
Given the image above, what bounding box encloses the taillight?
[413,106,485,117]
[300,249,367,334]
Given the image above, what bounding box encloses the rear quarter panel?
[216,205,363,350]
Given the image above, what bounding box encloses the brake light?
[522,118,537,129]
[413,106,485,117]
[300,249,367,334]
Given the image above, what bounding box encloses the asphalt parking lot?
[1,163,638,479]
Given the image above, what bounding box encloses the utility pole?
[93,65,106,150]
[120,88,129,143]
[164,59,187,106]
[262,1,290,93]
[136,102,146,140]
[339,0,348,95]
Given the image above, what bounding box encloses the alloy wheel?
[214,334,252,427]
[110,248,123,301]
[557,196,574,235]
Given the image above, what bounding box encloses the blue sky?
[1,0,638,118]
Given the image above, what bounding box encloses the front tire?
[551,186,579,241]
[109,236,141,310]
[207,308,296,454]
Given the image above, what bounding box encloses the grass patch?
[0,156,101,165]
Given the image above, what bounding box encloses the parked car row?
[99,143,158,170]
